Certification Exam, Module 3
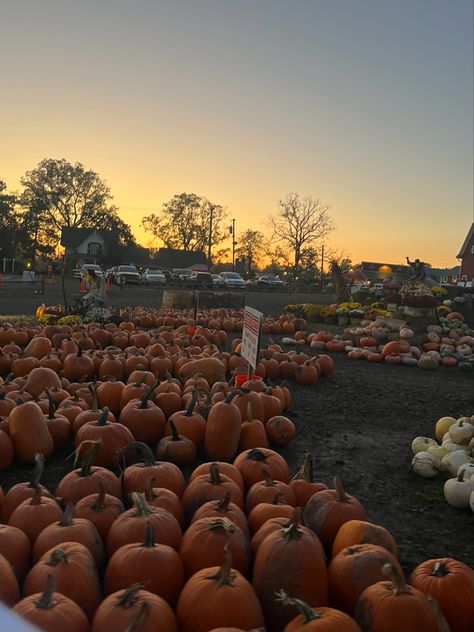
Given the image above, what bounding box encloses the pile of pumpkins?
[302,317,474,370]
[0,448,473,632]
[411,415,474,511]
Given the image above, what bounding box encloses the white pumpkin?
[449,419,474,445]
[457,463,474,480]
[411,436,438,455]
[282,338,297,345]
[411,451,440,478]
[470,490,474,513]
[441,440,470,454]
[427,444,448,461]
[444,470,474,509]
[441,450,474,477]
[435,416,457,441]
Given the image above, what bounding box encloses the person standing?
[406,257,426,280]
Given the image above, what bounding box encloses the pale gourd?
[470,490,474,513]
[441,450,474,477]
[435,416,457,442]
[418,355,438,370]
[411,451,439,478]
[282,338,297,345]
[427,444,448,461]
[449,419,474,445]
[441,439,470,454]
[411,436,438,455]
[444,470,474,509]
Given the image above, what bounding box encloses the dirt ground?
[1,287,473,578]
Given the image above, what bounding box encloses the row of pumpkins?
[289,320,474,370]
[411,415,474,511]
[0,447,473,632]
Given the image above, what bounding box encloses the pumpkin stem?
[168,418,181,442]
[45,390,56,420]
[282,522,303,541]
[333,477,348,502]
[291,453,313,482]
[34,575,57,610]
[118,442,156,467]
[185,387,200,416]
[209,462,223,485]
[246,402,253,422]
[30,453,46,488]
[261,468,276,487]
[207,546,235,587]
[224,389,242,404]
[144,476,156,502]
[91,482,106,512]
[457,470,466,483]
[96,406,110,426]
[246,448,267,463]
[77,440,103,476]
[77,344,83,357]
[116,583,145,608]
[131,492,153,517]
[124,601,150,632]
[272,492,284,505]
[215,491,231,512]
[47,548,68,567]
[209,517,236,534]
[139,380,160,409]
[30,484,43,506]
[142,521,156,548]
[430,561,450,577]
[382,563,411,595]
[275,590,320,623]
[88,384,99,412]
[59,503,75,527]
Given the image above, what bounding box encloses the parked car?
[141,268,166,285]
[72,263,104,279]
[219,271,246,289]
[172,268,193,281]
[114,265,141,285]
[188,271,214,289]
[247,274,286,290]
[211,273,223,288]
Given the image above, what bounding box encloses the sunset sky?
[1,0,472,268]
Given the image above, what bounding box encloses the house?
[152,248,208,271]
[60,227,150,267]
[456,222,474,282]
[60,228,114,260]
[358,261,411,283]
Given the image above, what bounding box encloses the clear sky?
[1,0,472,268]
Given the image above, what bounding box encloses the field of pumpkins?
[0,306,473,632]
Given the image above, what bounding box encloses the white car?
[114,265,141,284]
[73,263,104,279]
[219,271,246,289]
[211,274,223,288]
[141,268,166,285]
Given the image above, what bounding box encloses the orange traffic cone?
[79,278,86,293]
[106,277,111,291]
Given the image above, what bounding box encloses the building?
[60,228,149,267]
[357,261,411,284]
[456,222,474,282]
[152,248,208,271]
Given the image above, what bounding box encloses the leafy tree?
[268,193,334,280]
[141,193,228,263]
[235,229,265,277]
[0,180,19,258]
[19,158,134,254]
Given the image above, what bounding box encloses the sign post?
[241,306,263,377]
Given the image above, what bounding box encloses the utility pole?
[230,218,236,271]
[320,244,325,289]
[208,205,214,269]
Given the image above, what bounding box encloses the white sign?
[22,271,35,282]
[241,306,263,370]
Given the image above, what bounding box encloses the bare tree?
[235,229,265,276]
[268,193,334,279]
